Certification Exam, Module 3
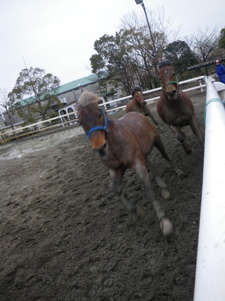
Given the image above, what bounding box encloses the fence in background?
[1,76,205,142]
[101,76,205,113]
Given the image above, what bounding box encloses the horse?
[126,85,161,129]
[77,92,184,237]
[157,60,204,154]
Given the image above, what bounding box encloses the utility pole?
[134,0,159,78]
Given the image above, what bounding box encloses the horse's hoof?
[184,147,194,155]
[176,168,187,179]
[180,140,193,154]
[131,206,144,223]
[136,206,144,221]
[160,218,173,237]
[161,188,170,200]
[156,176,168,189]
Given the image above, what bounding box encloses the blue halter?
[87,109,110,139]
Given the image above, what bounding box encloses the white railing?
[194,76,225,301]
[101,76,205,113]
[1,76,205,140]
[0,112,78,139]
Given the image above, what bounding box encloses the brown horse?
[157,60,204,153]
[77,92,184,237]
[126,86,161,129]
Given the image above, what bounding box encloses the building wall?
[3,111,22,127]
[57,82,100,106]
[56,81,119,123]
[0,115,5,129]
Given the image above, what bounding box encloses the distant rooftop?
[57,74,99,94]
[12,74,100,108]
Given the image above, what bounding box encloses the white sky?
[0,0,224,93]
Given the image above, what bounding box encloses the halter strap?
[87,109,110,139]
[162,74,179,92]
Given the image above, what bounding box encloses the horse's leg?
[190,117,204,147]
[134,158,173,236]
[145,107,163,131]
[170,125,193,154]
[149,113,162,131]
[109,168,142,217]
[154,136,186,178]
[145,158,171,200]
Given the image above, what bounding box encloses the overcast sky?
[0,0,224,94]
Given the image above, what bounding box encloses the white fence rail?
[1,76,205,141]
[101,76,205,113]
[194,77,225,301]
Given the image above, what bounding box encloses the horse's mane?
[159,60,172,69]
[77,92,101,109]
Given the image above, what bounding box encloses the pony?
[126,85,161,129]
[157,60,204,153]
[77,92,184,237]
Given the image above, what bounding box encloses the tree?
[90,8,171,93]
[164,40,198,77]
[8,67,61,123]
[218,28,225,49]
[189,27,222,75]
[120,8,171,80]
[120,27,167,88]
[0,88,15,130]
[90,33,135,95]
[90,28,167,93]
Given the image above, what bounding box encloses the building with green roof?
[3,74,119,126]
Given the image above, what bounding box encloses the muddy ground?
[0,92,205,301]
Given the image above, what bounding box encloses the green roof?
[98,91,117,97]
[12,74,100,109]
[57,74,99,94]
[16,96,36,107]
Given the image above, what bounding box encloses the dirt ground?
[0,92,205,301]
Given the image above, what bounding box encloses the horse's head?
[132,86,145,104]
[77,92,110,153]
[159,60,179,100]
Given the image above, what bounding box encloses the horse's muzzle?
[90,131,107,153]
[167,90,178,100]
[98,142,108,156]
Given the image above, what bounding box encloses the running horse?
[77,92,184,237]
[157,60,204,153]
[126,85,161,129]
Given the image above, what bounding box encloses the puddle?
[0,145,49,160]
[0,126,84,160]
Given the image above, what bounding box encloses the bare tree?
[189,27,225,75]
[119,8,172,70]
[189,27,222,64]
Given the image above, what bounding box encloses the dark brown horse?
[126,86,161,129]
[157,60,204,153]
[77,92,184,237]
